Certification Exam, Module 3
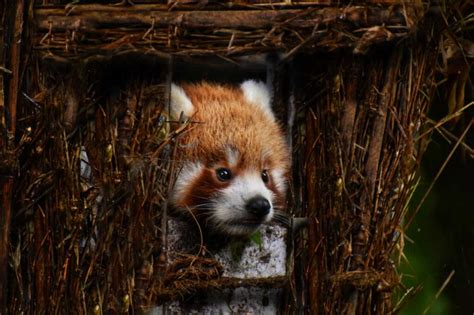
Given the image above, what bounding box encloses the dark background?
[401,79,474,314]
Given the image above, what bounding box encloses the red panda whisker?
[273,216,289,222]
[190,202,216,208]
[273,210,290,218]
[272,213,288,220]
[272,211,291,227]
[272,215,290,224]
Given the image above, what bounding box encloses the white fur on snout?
[211,173,274,235]
[170,162,203,210]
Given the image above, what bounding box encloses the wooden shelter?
[0,0,458,313]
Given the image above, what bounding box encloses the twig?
[415,101,474,141]
[422,270,455,315]
[405,119,473,229]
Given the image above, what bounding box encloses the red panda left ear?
[240,80,275,120]
[170,84,195,121]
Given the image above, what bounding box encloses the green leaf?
[250,231,263,248]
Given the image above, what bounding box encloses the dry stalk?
[2,1,449,314]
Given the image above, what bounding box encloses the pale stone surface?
[156,287,281,314]
[152,218,288,314]
[166,218,287,279]
[213,224,286,278]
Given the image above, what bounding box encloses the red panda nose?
[245,196,271,217]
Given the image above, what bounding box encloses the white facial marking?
[170,84,195,120]
[211,172,275,235]
[272,168,287,195]
[240,80,274,121]
[171,162,203,210]
[225,146,240,168]
[261,146,273,162]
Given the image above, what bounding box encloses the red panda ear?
[240,80,275,120]
[170,84,195,120]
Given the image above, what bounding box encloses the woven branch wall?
[1,1,443,314]
[286,46,436,313]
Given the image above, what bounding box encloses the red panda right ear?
[170,84,195,121]
[240,80,275,121]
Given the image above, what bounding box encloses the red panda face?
[169,81,290,236]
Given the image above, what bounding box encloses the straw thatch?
[2,0,467,314]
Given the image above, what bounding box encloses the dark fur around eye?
[216,168,232,181]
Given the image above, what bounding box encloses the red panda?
[169,80,290,236]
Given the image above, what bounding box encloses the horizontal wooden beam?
[33,4,421,58]
[35,5,408,31]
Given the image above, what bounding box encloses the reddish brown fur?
[181,168,230,210]
[174,82,290,212]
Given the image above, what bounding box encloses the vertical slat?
[6,0,25,137]
[0,176,13,311]
[1,0,25,312]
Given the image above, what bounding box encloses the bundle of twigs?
[34,3,420,59]
[8,61,179,312]
[285,43,438,313]
[2,0,461,314]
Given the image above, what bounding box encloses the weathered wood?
[0,176,13,312]
[4,1,450,314]
[1,0,25,311]
[6,1,25,136]
[33,5,417,57]
[35,6,408,31]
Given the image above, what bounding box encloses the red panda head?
[169,80,290,236]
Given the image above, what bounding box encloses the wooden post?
[1,0,25,311]
[32,5,414,58]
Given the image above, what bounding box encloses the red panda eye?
[216,168,232,181]
[261,170,269,183]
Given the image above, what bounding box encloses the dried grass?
[2,0,468,314]
[284,42,439,313]
[10,64,178,313]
